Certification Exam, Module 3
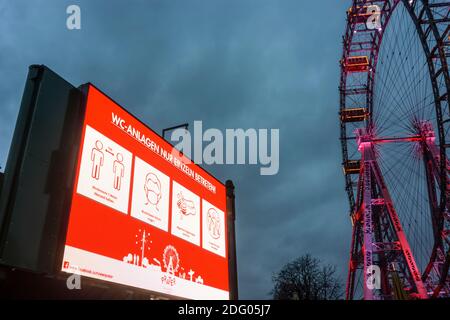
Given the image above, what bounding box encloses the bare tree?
[271,254,342,300]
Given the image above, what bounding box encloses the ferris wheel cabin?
[346,6,373,24]
[343,160,361,175]
[341,56,370,73]
[340,107,369,123]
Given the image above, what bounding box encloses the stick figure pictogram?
[91,140,104,180]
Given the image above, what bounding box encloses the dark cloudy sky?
[0,0,351,299]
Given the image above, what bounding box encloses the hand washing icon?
[176,192,196,218]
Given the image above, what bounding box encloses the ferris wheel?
[339,0,450,299]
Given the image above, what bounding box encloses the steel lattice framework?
[339,0,450,299]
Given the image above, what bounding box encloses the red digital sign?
[62,85,229,299]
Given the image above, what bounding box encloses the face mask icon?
[144,173,161,210]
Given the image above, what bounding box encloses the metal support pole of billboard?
[0,171,4,198]
[226,180,238,300]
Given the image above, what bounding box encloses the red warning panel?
[62,85,229,300]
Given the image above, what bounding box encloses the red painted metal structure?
[340,0,450,299]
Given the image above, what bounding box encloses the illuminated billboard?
[62,84,229,300]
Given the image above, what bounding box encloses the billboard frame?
[57,82,238,299]
[0,65,238,300]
